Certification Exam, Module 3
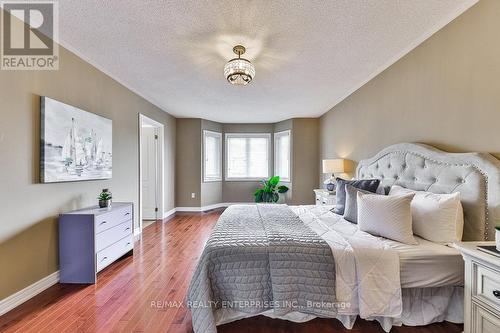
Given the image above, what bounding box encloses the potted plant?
[98,189,112,208]
[254,176,289,203]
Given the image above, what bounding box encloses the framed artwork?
[40,96,112,183]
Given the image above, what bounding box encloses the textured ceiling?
[58,0,477,123]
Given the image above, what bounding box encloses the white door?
[141,127,157,220]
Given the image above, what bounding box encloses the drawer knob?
[124,212,130,216]
[101,256,108,262]
[100,221,107,225]
[493,290,500,299]
[125,227,130,231]
[126,242,131,246]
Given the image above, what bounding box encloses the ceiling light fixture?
[224,45,255,86]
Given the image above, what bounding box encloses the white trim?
[175,202,253,213]
[163,208,176,219]
[225,133,272,181]
[0,271,60,316]
[274,130,291,182]
[138,114,165,235]
[202,130,222,182]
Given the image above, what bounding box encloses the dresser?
[313,189,336,206]
[456,242,500,333]
[59,202,134,284]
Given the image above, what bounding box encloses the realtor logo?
[1,1,59,70]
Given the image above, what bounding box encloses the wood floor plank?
[0,209,463,333]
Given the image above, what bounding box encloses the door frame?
[137,114,165,236]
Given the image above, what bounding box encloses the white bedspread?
[291,205,402,319]
[215,205,463,332]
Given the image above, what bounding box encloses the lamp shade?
[322,159,353,174]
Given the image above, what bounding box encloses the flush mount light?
[224,45,255,86]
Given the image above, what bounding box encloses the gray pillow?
[333,178,380,215]
[343,184,372,223]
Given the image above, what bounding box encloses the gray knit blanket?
[187,204,336,333]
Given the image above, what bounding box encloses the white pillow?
[389,185,464,243]
[357,192,418,245]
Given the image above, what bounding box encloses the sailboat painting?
[40,97,112,183]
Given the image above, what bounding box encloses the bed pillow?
[389,185,464,243]
[333,178,380,215]
[343,184,373,224]
[357,192,418,245]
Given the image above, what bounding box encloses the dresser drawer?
[95,205,133,233]
[95,220,132,252]
[472,302,500,333]
[96,235,133,272]
[474,262,500,308]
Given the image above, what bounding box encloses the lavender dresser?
[59,202,134,284]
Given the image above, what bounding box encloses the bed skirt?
[215,286,463,332]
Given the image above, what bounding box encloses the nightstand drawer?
[474,262,500,308]
[473,302,500,333]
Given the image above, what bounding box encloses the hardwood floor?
[0,209,462,333]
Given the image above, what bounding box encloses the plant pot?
[99,199,111,209]
[496,229,500,251]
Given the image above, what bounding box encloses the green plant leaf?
[269,176,280,187]
[277,185,289,193]
[254,191,263,203]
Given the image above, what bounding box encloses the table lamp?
[322,159,353,191]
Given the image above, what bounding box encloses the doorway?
[138,114,164,234]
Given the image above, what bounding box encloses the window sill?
[224,178,268,182]
[203,178,222,183]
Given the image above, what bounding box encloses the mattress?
[382,236,464,288]
[297,205,464,289]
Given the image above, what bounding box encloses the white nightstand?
[455,242,500,333]
[313,189,336,206]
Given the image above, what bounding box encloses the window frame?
[202,130,222,182]
[274,130,291,182]
[224,132,272,181]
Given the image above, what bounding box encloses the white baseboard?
[175,202,252,213]
[162,208,176,219]
[0,270,59,316]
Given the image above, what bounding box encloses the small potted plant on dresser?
[98,189,112,208]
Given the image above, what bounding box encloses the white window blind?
[226,133,270,180]
[203,130,222,181]
[274,130,291,181]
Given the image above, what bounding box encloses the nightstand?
[313,189,336,206]
[455,242,500,333]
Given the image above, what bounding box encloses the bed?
[187,143,500,333]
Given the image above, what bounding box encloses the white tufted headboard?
[356,143,500,241]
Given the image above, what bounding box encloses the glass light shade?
[224,58,255,85]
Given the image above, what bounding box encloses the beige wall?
[175,119,201,207]
[320,0,500,174]
[175,119,319,205]
[0,43,176,299]
[291,118,319,204]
